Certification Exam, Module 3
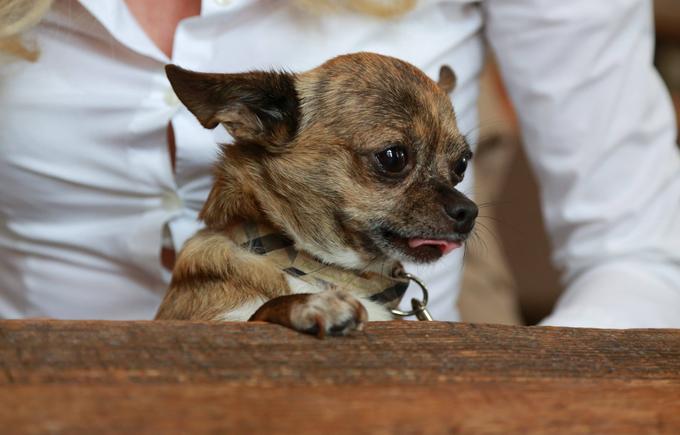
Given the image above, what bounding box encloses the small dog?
[155,53,477,337]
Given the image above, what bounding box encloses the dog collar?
[226,222,410,310]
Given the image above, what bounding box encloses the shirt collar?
[78,0,169,63]
[77,0,251,63]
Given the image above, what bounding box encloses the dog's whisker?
[477,214,501,223]
[467,221,502,255]
[476,201,503,209]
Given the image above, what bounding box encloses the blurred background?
[458,0,680,325]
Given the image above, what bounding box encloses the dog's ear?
[437,65,457,94]
[165,65,299,152]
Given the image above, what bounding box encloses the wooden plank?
[4,382,680,435]
[1,320,679,434]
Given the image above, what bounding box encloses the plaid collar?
[227,222,410,309]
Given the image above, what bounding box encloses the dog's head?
[167,52,477,269]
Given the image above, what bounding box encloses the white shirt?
[0,0,678,327]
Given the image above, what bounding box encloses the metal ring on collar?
[390,272,429,317]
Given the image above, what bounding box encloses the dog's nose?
[435,183,478,233]
[444,201,478,233]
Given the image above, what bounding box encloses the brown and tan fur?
[155,53,477,337]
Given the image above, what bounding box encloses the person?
[1,0,678,327]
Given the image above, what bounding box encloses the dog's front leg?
[249,289,368,339]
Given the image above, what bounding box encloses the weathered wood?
[1,320,679,434]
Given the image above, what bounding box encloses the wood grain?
[1,320,679,434]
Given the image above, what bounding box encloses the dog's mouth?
[380,228,467,263]
[408,238,462,255]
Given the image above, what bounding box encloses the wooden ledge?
[1,320,679,433]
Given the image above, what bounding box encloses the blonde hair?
[0,0,415,61]
[296,0,416,18]
[0,0,53,61]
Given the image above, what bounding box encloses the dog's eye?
[453,154,471,179]
[375,146,408,174]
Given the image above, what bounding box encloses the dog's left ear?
[437,65,457,94]
[165,65,299,152]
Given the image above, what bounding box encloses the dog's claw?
[315,314,326,339]
[328,317,357,335]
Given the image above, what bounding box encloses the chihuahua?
[155,52,477,337]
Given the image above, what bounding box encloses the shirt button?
[164,88,180,107]
[162,191,183,211]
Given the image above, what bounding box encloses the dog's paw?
[290,290,368,338]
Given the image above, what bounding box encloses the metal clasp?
[390,273,433,321]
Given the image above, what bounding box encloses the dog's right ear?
[165,65,300,152]
[437,65,457,94]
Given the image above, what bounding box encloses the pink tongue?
[408,238,462,256]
